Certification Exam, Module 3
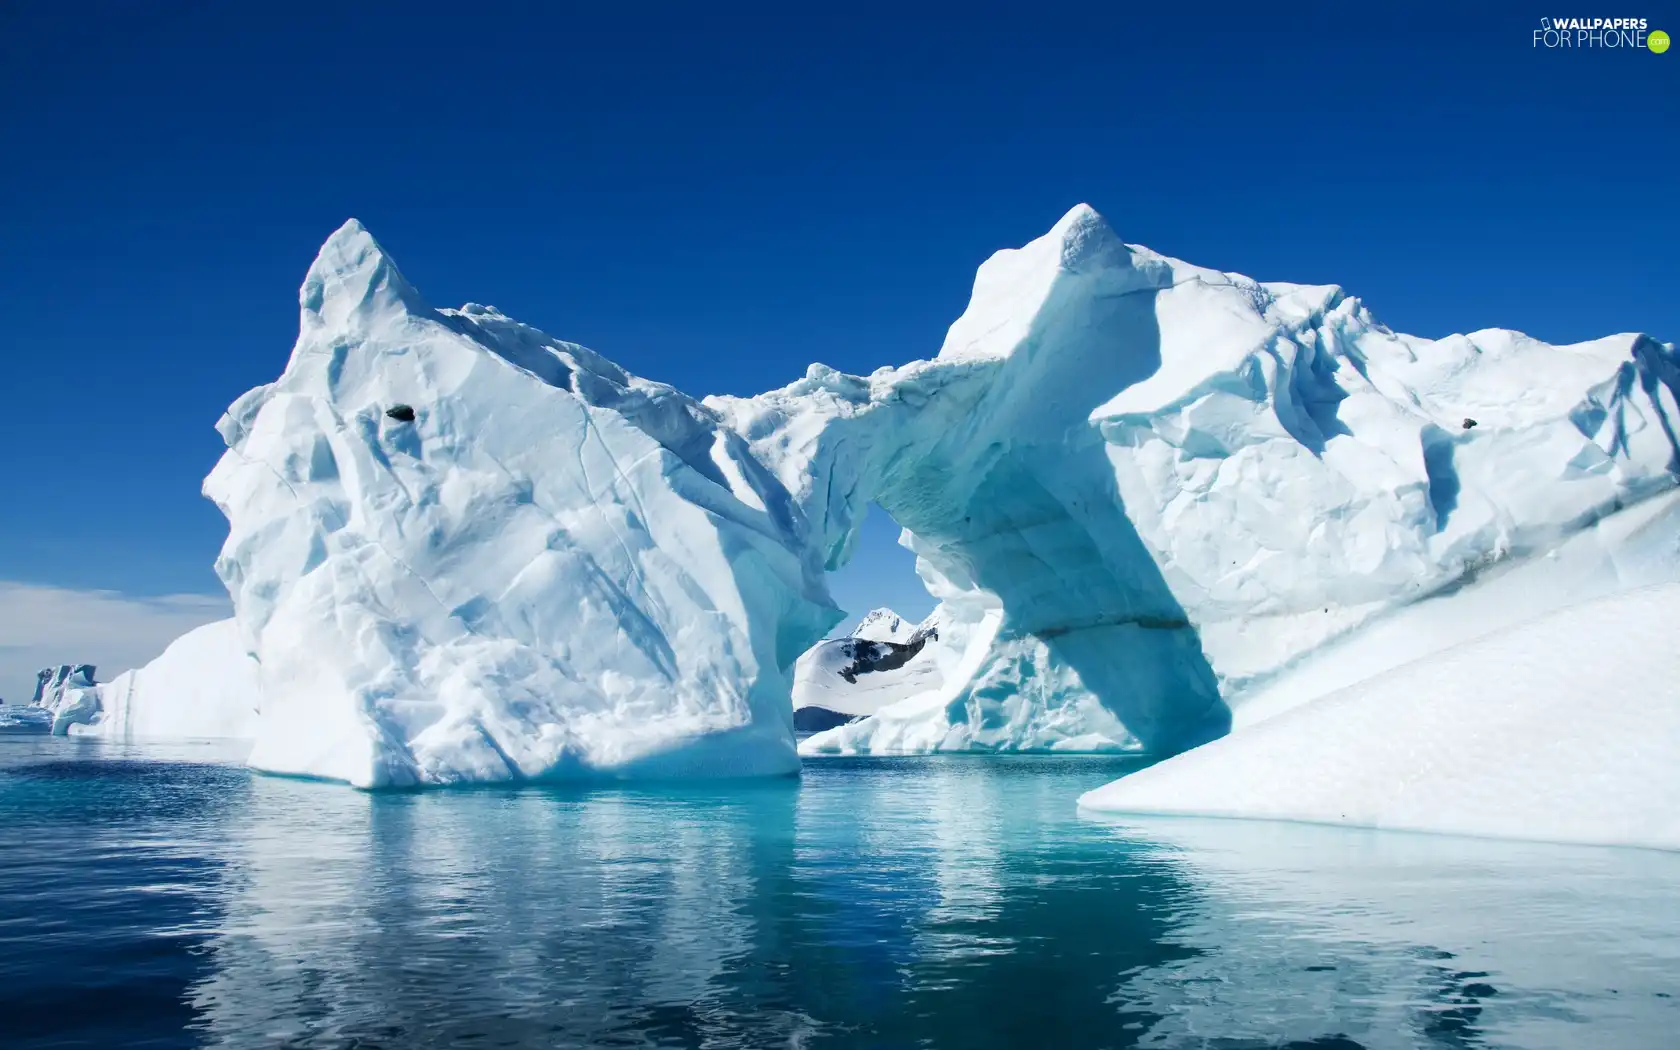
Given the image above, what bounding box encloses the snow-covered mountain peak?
[850,608,912,643]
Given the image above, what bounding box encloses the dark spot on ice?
[386,404,417,423]
[793,707,863,733]
[1461,417,1477,429]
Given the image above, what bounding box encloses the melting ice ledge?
[32,206,1680,851]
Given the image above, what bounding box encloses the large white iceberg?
[731,205,1679,756]
[163,205,1676,784]
[1078,583,1680,852]
[205,221,839,787]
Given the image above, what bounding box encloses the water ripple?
[0,738,1676,1049]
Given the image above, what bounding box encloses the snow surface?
[205,221,838,787]
[1077,583,1680,852]
[1230,486,1680,729]
[724,204,1680,756]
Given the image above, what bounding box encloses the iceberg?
[739,202,1680,752]
[204,221,839,787]
[791,609,943,731]
[152,204,1675,784]
[25,620,260,740]
[1077,583,1680,852]
[732,205,1679,756]
[30,664,99,734]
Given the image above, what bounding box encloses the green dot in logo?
[1651,29,1671,53]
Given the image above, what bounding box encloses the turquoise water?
[0,734,1676,1049]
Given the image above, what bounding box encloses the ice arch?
[712,206,1228,753]
[712,205,1680,756]
[203,205,1678,784]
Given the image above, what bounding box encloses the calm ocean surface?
[0,731,1675,1049]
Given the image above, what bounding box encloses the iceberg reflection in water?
[1085,815,1680,1049]
[0,737,1675,1049]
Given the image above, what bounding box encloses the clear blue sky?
[1,3,1675,659]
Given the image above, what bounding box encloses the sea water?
[0,733,1675,1049]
